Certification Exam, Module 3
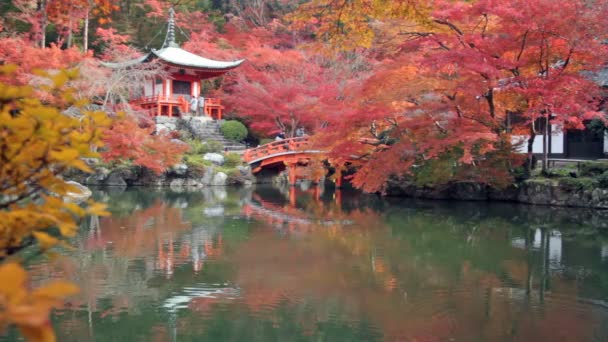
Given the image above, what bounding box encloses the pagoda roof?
[153,46,244,70]
[102,47,244,71]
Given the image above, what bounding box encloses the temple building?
[104,8,244,119]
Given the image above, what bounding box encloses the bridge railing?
[243,137,310,163]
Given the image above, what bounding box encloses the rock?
[203,205,225,217]
[169,178,185,190]
[488,185,519,201]
[64,181,92,202]
[211,172,228,186]
[171,163,189,176]
[203,153,225,166]
[238,165,252,176]
[133,168,167,187]
[518,179,553,205]
[84,167,110,185]
[115,167,138,182]
[184,178,202,187]
[155,116,179,124]
[105,171,127,187]
[156,124,169,135]
[171,139,188,146]
[200,167,214,185]
[450,181,488,201]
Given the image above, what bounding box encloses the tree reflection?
[17,186,608,342]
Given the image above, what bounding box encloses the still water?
[5,185,608,341]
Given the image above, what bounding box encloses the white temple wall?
[512,124,563,154]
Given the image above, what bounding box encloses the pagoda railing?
[130,95,224,119]
[131,95,181,105]
[243,137,310,163]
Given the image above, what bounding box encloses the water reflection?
[3,185,608,341]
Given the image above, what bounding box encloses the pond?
[3,185,608,341]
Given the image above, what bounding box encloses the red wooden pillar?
[313,184,321,202]
[284,160,297,186]
[289,186,297,207]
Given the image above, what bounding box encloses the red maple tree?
[101,117,189,174]
[309,0,608,192]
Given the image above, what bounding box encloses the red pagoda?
[105,8,244,119]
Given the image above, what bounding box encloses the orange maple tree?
[302,0,608,192]
[101,117,189,174]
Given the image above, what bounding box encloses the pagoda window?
[173,80,191,96]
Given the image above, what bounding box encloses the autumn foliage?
[295,0,608,192]
[101,117,189,174]
[0,65,111,341]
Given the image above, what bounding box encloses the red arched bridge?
[242,137,343,186]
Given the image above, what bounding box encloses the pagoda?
[104,8,244,119]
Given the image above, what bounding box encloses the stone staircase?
[179,117,247,153]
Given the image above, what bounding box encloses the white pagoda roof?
[102,47,244,71]
[152,47,244,70]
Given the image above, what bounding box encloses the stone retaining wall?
[386,179,608,209]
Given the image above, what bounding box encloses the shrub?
[202,140,224,154]
[186,139,224,154]
[221,120,248,142]
[184,154,211,168]
[224,153,243,168]
[558,177,596,191]
[544,168,576,179]
[598,171,608,188]
[580,161,608,177]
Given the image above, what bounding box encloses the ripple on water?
[162,284,240,313]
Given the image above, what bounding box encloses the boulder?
[155,124,169,135]
[238,165,252,176]
[184,178,202,187]
[211,172,228,186]
[64,181,92,202]
[133,168,167,187]
[171,163,189,176]
[84,167,110,185]
[203,153,225,166]
[105,171,127,187]
[203,205,225,217]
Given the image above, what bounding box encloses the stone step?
[179,119,247,153]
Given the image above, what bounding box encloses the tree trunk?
[38,0,47,48]
[527,129,536,173]
[67,17,73,48]
[541,115,549,173]
[83,10,89,52]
